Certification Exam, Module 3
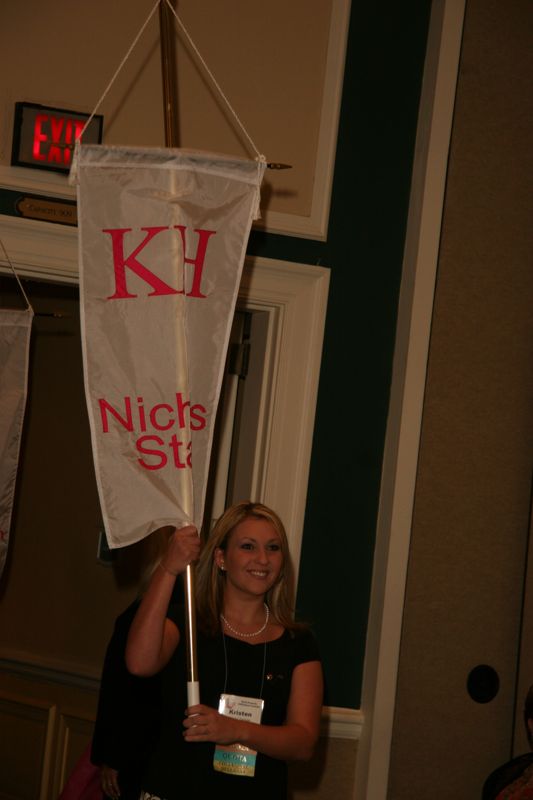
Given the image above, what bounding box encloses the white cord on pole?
[79,0,162,142]
[78,0,264,162]
[0,239,32,311]
[163,0,263,161]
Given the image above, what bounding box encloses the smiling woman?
[125,501,323,800]
[215,517,284,605]
[196,503,298,637]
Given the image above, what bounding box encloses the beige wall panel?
[0,694,55,800]
[0,670,97,800]
[290,738,358,800]
[173,1,331,218]
[389,0,533,797]
[0,0,346,233]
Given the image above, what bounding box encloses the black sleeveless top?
[141,605,320,799]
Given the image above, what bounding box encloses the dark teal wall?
[248,1,433,708]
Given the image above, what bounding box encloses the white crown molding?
[0,213,78,282]
[0,164,76,199]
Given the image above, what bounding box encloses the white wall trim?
[0,212,78,283]
[0,655,101,692]
[322,706,364,740]
[0,164,76,201]
[0,655,360,739]
[353,1,466,798]
[239,258,330,580]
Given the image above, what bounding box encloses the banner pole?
[159,0,179,148]
[159,0,199,707]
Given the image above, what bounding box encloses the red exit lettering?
[32,114,84,166]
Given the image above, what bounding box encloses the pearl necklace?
[220,603,270,638]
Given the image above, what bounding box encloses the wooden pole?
[158,0,199,708]
[159,0,179,147]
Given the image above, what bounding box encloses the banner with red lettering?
[75,144,265,548]
[0,308,33,578]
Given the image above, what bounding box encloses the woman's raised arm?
[125,525,200,676]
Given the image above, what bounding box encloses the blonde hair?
[195,502,299,635]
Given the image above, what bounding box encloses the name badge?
[213,693,264,777]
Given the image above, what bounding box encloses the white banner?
[75,145,265,548]
[0,308,33,578]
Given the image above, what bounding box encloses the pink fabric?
[59,744,102,800]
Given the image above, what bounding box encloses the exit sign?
[11,102,103,174]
